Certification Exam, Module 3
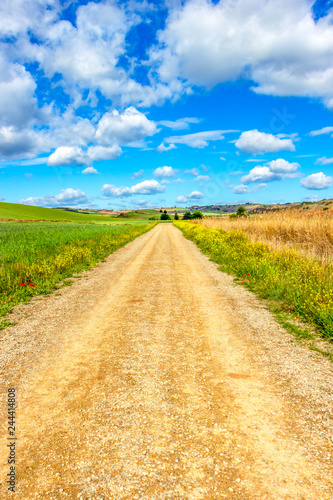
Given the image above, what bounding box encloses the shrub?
[160,213,171,220]
[191,210,204,219]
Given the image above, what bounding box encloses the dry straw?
[195,209,333,262]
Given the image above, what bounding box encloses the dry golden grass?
[196,209,333,261]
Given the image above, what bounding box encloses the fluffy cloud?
[0,126,46,159]
[301,172,333,190]
[0,55,41,129]
[18,188,89,207]
[47,144,122,166]
[241,159,300,184]
[176,191,204,203]
[316,156,333,165]
[82,167,98,175]
[233,183,267,194]
[153,166,177,178]
[156,143,177,152]
[95,107,157,146]
[102,179,165,197]
[0,0,59,37]
[235,130,296,154]
[47,146,89,167]
[151,0,333,108]
[165,130,236,149]
[309,126,333,137]
[87,145,122,161]
[241,166,279,183]
[267,158,299,173]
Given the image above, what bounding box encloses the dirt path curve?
[0,223,332,499]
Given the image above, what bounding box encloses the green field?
[0,220,156,323]
[0,202,161,223]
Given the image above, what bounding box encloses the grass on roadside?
[0,221,156,323]
[174,221,333,342]
[197,209,333,261]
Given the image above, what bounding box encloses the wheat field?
[196,209,333,261]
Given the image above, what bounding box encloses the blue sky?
[1,0,333,209]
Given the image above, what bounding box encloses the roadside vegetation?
[197,209,333,261]
[182,210,204,220]
[174,217,333,343]
[0,221,156,324]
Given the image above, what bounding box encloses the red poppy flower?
[28,284,35,287]
[247,273,250,276]
[20,283,25,286]
[9,298,12,301]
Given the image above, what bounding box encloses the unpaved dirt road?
[0,223,332,499]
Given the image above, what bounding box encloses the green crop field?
[0,220,156,324]
[0,202,161,223]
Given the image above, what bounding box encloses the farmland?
[175,213,333,344]
[0,219,156,322]
[0,201,162,223]
[196,208,333,261]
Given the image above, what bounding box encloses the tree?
[182,211,192,220]
[191,210,203,219]
[236,206,247,217]
[230,205,248,219]
[174,212,179,220]
[164,210,167,214]
[160,213,171,220]
[159,209,163,213]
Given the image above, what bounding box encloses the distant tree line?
[159,210,203,221]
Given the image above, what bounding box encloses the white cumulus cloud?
[102,179,166,197]
[150,0,333,108]
[18,188,89,207]
[176,191,204,203]
[241,159,300,184]
[47,146,89,167]
[156,143,177,152]
[47,144,122,167]
[153,166,177,178]
[82,167,98,175]
[235,130,296,154]
[301,172,333,190]
[95,107,157,146]
[233,183,267,194]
